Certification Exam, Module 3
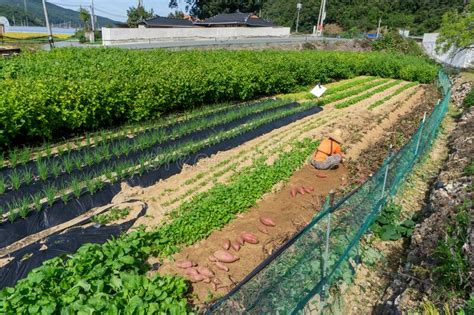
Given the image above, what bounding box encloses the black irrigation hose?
[0,105,322,250]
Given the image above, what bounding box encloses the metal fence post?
[415,112,427,156]
[320,190,335,309]
[380,147,391,200]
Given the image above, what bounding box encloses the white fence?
[102,26,291,46]
[423,33,473,69]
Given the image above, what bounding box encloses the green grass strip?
[368,82,418,110]
[0,138,317,313]
[335,80,403,109]
[321,78,389,105]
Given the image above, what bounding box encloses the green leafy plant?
[50,161,62,178]
[43,185,56,207]
[63,155,74,174]
[36,159,49,181]
[70,178,82,199]
[0,176,5,194]
[31,194,42,212]
[8,170,22,190]
[9,150,19,168]
[92,207,130,225]
[19,147,31,165]
[18,198,30,219]
[370,202,415,241]
[22,168,33,185]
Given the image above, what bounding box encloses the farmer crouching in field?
[310,129,344,170]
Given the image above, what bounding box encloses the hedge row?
[0,48,438,147]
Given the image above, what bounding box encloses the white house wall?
[423,33,473,69]
[102,27,291,46]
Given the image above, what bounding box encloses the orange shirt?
[313,138,342,161]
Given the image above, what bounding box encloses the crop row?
[0,49,438,147]
[335,80,403,109]
[0,136,317,313]
[0,99,254,169]
[1,100,321,223]
[368,82,419,110]
[0,98,292,193]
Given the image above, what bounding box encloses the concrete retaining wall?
[423,33,473,69]
[102,27,291,46]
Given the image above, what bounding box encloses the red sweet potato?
[208,255,217,262]
[290,187,298,198]
[176,260,194,269]
[198,266,215,277]
[231,240,241,251]
[214,250,239,263]
[298,187,306,195]
[190,274,206,282]
[260,216,276,227]
[316,173,327,178]
[303,186,314,193]
[236,235,244,246]
[185,268,199,276]
[215,261,229,272]
[241,232,259,244]
[223,239,231,250]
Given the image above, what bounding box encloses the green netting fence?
[207,70,451,314]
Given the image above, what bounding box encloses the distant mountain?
[0,0,117,28]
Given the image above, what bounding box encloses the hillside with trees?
[0,0,116,28]
[174,0,467,35]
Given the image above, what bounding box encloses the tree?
[127,5,154,28]
[79,7,91,31]
[169,0,265,19]
[168,10,185,18]
[436,2,474,55]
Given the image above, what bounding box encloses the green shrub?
[372,31,425,57]
[370,202,415,241]
[463,88,474,108]
[0,49,438,147]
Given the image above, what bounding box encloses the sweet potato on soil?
[215,262,229,272]
[190,274,206,282]
[208,255,217,262]
[223,239,231,250]
[290,187,298,198]
[176,260,194,269]
[260,216,276,227]
[298,187,306,195]
[236,235,244,245]
[214,250,239,263]
[198,266,215,277]
[241,232,259,244]
[303,186,314,193]
[316,173,327,178]
[185,268,199,276]
[231,240,241,251]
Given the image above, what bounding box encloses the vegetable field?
[0,47,439,313]
[0,48,437,147]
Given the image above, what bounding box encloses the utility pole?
[89,0,96,43]
[376,17,382,38]
[41,0,54,48]
[24,0,28,26]
[314,0,327,36]
[296,2,302,33]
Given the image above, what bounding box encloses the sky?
[50,0,186,22]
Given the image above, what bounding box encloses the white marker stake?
[310,84,327,98]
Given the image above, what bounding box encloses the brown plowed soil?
[155,164,348,304]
